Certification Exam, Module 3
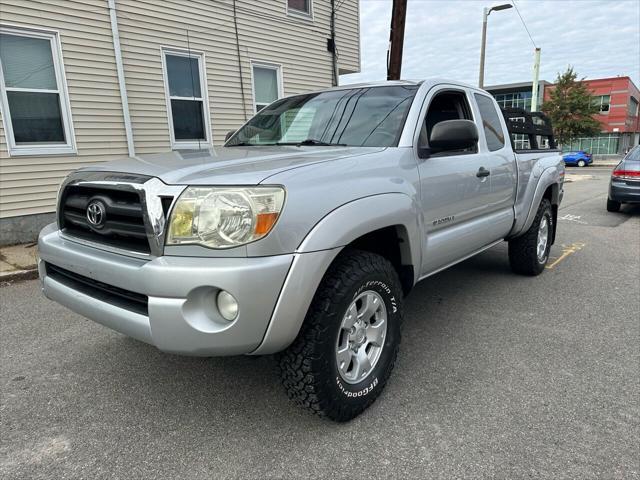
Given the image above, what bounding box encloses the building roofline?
[483,80,551,91]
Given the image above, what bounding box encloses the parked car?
[607,145,640,212]
[563,150,592,167]
[38,80,564,421]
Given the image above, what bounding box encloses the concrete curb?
[0,268,39,284]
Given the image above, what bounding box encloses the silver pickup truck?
[38,80,564,421]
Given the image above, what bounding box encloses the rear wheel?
[508,199,553,276]
[607,198,621,212]
[277,250,403,422]
[577,159,586,167]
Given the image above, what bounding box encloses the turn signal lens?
[255,212,279,235]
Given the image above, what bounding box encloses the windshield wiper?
[298,138,347,146]
[229,139,347,147]
[276,138,347,147]
[276,139,347,147]
[227,142,279,147]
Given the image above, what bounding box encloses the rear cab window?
[474,93,505,151]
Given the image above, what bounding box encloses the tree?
[541,68,601,147]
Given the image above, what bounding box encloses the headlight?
[166,186,285,249]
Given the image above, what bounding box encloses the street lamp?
[478,3,513,89]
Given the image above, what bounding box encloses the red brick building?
[543,76,640,155]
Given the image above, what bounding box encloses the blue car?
[563,150,593,167]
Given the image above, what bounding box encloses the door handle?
[476,167,490,178]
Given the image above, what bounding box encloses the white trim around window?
[0,24,76,156]
[160,46,212,150]
[250,61,284,113]
[286,0,314,20]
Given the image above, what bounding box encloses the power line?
[512,0,537,48]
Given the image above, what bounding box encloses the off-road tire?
[508,199,553,276]
[606,198,621,212]
[277,249,403,422]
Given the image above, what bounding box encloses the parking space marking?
[559,213,588,224]
[546,242,586,269]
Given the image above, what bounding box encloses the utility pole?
[387,0,407,81]
[478,7,489,89]
[531,47,541,111]
[330,0,338,86]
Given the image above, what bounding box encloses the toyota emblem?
[86,200,106,228]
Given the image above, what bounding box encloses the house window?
[287,0,312,17]
[162,49,210,149]
[629,97,639,116]
[593,94,610,113]
[0,26,75,156]
[252,63,282,112]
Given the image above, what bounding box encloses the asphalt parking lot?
[1,167,638,480]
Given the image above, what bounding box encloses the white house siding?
[116,0,360,150]
[0,0,129,219]
[0,0,360,226]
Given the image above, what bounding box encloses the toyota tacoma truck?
[38,80,564,422]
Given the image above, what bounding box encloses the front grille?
[59,185,150,253]
[45,262,148,316]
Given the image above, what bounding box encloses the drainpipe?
[108,0,135,157]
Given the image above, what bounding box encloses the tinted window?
[474,93,505,151]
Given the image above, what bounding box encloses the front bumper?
[38,224,297,356]
[610,180,640,203]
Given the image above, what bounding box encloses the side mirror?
[225,130,236,142]
[429,119,478,152]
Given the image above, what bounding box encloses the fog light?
[217,290,238,321]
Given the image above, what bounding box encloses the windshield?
[226,85,419,147]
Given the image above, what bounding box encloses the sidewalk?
[591,159,619,167]
[0,243,39,282]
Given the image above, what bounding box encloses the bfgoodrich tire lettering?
[277,249,403,422]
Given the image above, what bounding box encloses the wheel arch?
[296,193,422,287]
[509,166,562,241]
[252,194,421,355]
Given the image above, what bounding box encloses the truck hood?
[82,146,385,185]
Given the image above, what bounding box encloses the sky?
[339,0,640,88]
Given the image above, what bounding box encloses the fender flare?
[251,193,422,355]
[510,166,561,238]
[296,192,422,277]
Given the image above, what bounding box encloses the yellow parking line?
[546,242,585,269]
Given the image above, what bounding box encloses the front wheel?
[277,250,403,422]
[508,199,553,276]
[577,159,586,167]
